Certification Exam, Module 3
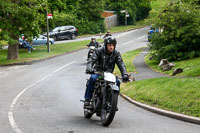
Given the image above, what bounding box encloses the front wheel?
[101,91,118,126]
[53,36,57,41]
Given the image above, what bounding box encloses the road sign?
[47,13,53,19]
[121,10,126,13]
[126,14,129,17]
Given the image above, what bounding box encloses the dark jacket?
[87,46,128,78]
[87,41,99,48]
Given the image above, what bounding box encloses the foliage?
[0,0,46,43]
[135,0,151,21]
[105,0,151,25]
[48,0,106,35]
[105,0,137,25]
[0,0,46,59]
[76,19,106,35]
[148,0,200,61]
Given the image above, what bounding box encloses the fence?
[104,15,119,30]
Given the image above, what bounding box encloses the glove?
[122,74,129,82]
[86,68,94,74]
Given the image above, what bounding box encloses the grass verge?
[145,54,200,77]
[113,48,143,75]
[0,40,92,65]
[118,48,200,118]
[121,77,200,117]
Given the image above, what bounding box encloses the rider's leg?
[84,74,100,102]
[116,78,120,91]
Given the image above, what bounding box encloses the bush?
[49,12,106,35]
[149,1,200,61]
[136,0,151,21]
[76,19,106,35]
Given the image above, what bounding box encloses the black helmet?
[104,36,117,45]
[104,36,117,51]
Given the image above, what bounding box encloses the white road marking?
[0,65,27,74]
[7,65,27,70]
[116,29,138,38]
[8,61,76,133]
[137,35,146,40]
[117,35,146,48]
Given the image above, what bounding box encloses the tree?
[0,0,46,60]
[149,0,200,61]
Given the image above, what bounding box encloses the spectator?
[22,37,34,53]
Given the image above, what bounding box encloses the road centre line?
[117,35,146,48]
[116,29,138,38]
[137,35,146,40]
[8,60,76,133]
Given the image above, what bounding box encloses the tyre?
[46,42,52,45]
[71,34,76,40]
[101,91,118,126]
[53,36,57,41]
[84,110,93,119]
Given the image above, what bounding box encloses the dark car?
[45,25,78,41]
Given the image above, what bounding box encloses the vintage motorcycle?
[83,72,132,126]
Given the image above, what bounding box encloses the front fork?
[102,81,107,109]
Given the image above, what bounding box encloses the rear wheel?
[71,34,76,40]
[101,91,118,126]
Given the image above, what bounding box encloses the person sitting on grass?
[22,37,34,53]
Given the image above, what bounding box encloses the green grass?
[121,77,200,117]
[117,48,200,118]
[0,39,103,65]
[113,48,143,75]
[0,40,90,65]
[145,54,200,77]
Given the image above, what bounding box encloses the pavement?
[120,47,200,125]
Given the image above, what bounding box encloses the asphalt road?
[0,26,200,133]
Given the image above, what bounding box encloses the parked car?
[19,35,54,46]
[44,25,78,41]
[147,27,159,41]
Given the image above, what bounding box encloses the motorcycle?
[82,72,133,126]
[87,46,96,61]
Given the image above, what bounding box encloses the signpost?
[121,10,129,26]
[46,13,52,53]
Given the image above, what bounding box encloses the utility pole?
[46,1,50,53]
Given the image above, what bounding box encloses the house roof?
[102,11,115,17]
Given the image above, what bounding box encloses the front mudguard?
[108,84,119,92]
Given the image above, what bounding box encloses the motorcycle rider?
[87,37,100,60]
[84,36,129,106]
[103,31,112,39]
[87,37,100,48]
